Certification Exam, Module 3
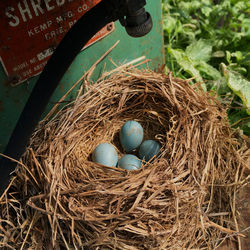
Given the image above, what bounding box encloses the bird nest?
[0,69,249,249]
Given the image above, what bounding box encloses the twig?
[0,176,16,202]
[205,219,245,237]
[20,211,38,250]
[45,40,120,120]
[98,56,146,81]
[0,153,39,187]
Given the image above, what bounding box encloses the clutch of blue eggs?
[92,120,161,170]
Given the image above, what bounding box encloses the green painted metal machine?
[0,0,164,154]
[0,0,165,194]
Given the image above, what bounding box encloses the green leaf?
[221,63,250,115]
[201,6,212,17]
[241,18,250,37]
[228,109,250,136]
[231,51,243,61]
[213,77,231,96]
[179,1,201,13]
[228,64,247,75]
[226,51,232,64]
[233,1,248,14]
[196,61,221,80]
[212,51,225,58]
[163,15,177,34]
[186,39,212,62]
[241,52,250,66]
[168,47,202,81]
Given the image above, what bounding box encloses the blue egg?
[118,154,141,170]
[138,140,161,162]
[119,120,144,152]
[92,143,118,167]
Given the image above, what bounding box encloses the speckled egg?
[118,154,141,170]
[92,143,118,167]
[119,120,144,152]
[138,140,161,162]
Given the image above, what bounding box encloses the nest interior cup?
[0,69,249,249]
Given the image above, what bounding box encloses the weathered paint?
[0,0,164,153]
[0,0,112,85]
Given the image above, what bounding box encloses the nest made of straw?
[0,69,249,250]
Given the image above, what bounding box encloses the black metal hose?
[0,0,114,194]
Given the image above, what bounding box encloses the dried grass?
[0,66,249,249]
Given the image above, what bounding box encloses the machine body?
[0,0,164,194]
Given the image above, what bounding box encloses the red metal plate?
[0,0,114,85]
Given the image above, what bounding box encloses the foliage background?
[162,0,250,135]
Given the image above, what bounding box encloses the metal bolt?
[107,23,113,31]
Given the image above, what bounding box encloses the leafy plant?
[162,0,250,135]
